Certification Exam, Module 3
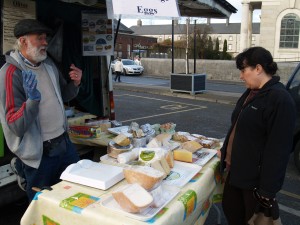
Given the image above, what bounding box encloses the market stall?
[21,157,223,225]
[21,121,225,225]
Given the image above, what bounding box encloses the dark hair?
[236,46,278,75]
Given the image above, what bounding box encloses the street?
[1,87,299,225]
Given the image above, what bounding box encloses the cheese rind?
[123,165,164,190]
[165,150,174,168]
[112,183,153,213]
[173,149,193,163]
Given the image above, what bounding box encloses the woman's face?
[239,65,260,89]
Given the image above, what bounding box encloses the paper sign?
[111,0,180,18]
[82,11,114,56]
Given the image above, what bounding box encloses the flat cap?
[14,19,52,38]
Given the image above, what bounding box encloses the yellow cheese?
[113,133,131,146]
[173,149,193,163]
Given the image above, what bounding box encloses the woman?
[220,47,296,225]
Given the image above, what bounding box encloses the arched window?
[280,13,300,48]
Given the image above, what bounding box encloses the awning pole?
[172,19,174,73]
[194,19,196,74]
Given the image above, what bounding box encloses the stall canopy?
[178,0,237,18]
[63,0,237,19]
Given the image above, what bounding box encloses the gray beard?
[26,42,47,63]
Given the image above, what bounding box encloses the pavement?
[113,77,242,105]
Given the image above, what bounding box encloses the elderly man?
[0,19,82,201]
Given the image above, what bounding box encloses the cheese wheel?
[112,183,153,213]
[173,149,193,163]
[123,165,164,190]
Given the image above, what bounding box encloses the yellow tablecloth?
[21,157,224,225]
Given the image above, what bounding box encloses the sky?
[121,0,261,28]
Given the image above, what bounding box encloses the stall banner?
[82,11,114,56]
[110,0,180,18]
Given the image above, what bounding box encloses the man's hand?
[22,71,41,101]
[69,64,82,86]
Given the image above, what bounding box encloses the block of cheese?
[198,139,216,148]
[147,138,161,148]
[113,133,131,147]
[173,149,193,163]
[112,183,153,213]
[117,148,140,164]
[181,141,202,153]
[155,133,172,143]
[172,132,189,142]
[160,156,171,175]
[165,150,174,168]
[150,160,166,178]
[123,165,164,190]
[150,157,170,178]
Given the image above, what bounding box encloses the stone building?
[130,0,300,61]
[241,0,300,61]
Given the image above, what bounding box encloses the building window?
[228,44,232,50]
[280,13,300,48]
[229,36,233,41]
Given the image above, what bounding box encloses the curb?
[113,82,240,105]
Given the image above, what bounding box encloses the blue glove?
[22,71,41,101]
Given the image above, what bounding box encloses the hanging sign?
[81,11,114,56]
[110,0,180,18]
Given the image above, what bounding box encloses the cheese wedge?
[123,165,164,190]
[173,149,193,163]
[165,150,174,168]
[181,141,202,153]
[147,138,162,148]
[160,156,171,175]
[155,133,172,142]
[112,183,153,213]
[150,160,166,178]
[150,157,171,178]
[113,133,131,146]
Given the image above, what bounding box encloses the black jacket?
[221,76,296,198]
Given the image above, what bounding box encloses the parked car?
[286,63,300,172]
[111,59,144,75]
